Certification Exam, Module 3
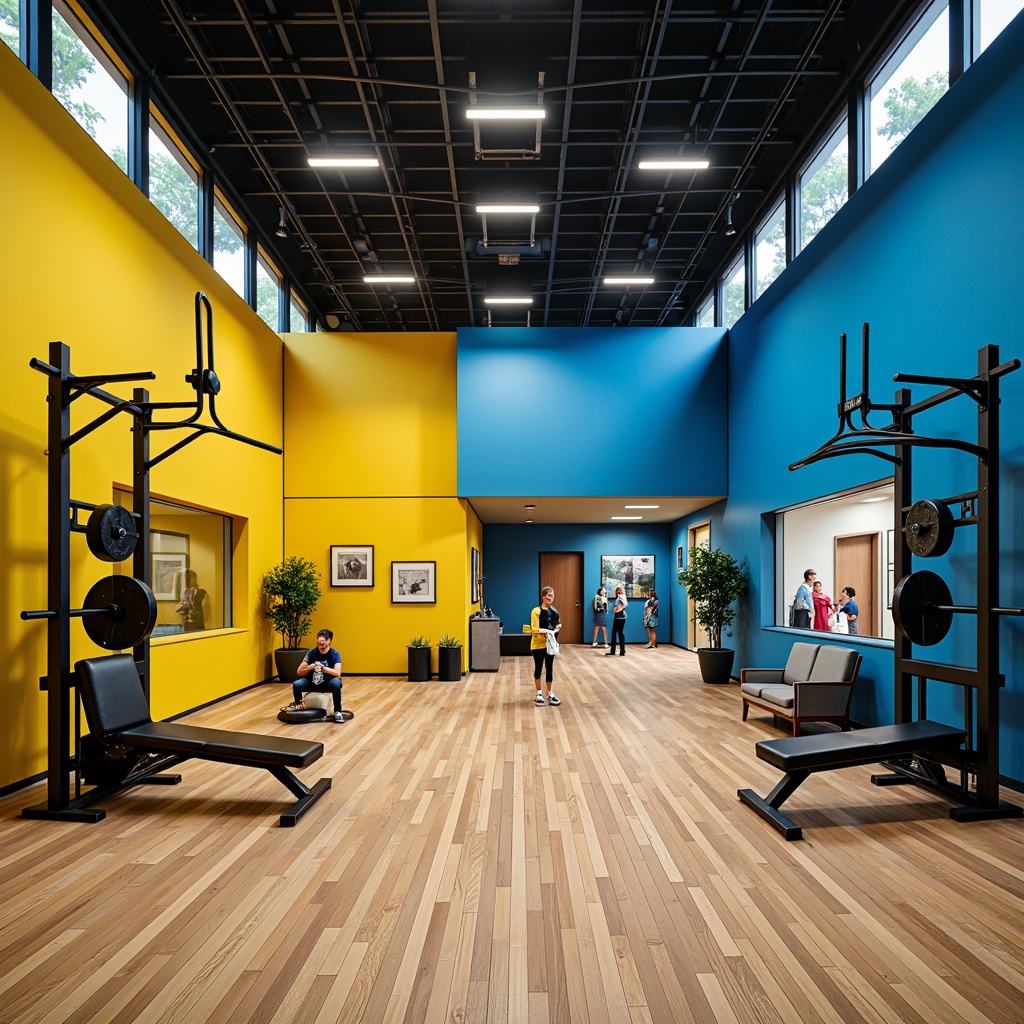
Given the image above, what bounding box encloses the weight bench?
[738,720,967,840]
[76,655,331,826]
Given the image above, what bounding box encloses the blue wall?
[483,523,672,647]
[458,326,728,498]
[704,13,1024,781]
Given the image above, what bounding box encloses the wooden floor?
[1,646,1023,1024]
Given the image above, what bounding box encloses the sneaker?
[602,644,609,648]
[604,652,616,656]
[547,695,561,706]
[535,693,545,705]
[281,701,305,712]
[642,643,652,649]
[592,642,598,648]
[333,711,345,723]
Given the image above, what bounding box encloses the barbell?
[21,575,157,651]
[891,569,1024,646]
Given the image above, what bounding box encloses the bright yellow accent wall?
[0,46,284,786]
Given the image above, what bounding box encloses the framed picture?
[601,554,655,599]
[330,545,374,587]
[152,552,188,600]
[472,547,481,603]
[392,561,436,603]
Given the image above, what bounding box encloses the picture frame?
[392,560,436,603]
[601,554,655,599]
[471,547,481,603]
[330,545,374,587]
[152,552,188,601]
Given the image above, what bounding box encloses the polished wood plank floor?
[1,645,1023,1024]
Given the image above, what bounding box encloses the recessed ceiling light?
[861,496,888,503]
[604,277,654,286]
[476,204,540,214]
[525,519,533,523]
[611,516,643,520]
[637,159,710,170]
[524,504,536,509]
[485,296,533,305]
[364,275,415,284]
[467,108,546,120]
[625,505,660,509]
[307,156,380,168]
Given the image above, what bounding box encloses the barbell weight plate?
[82,575,157,651]
[891,570,953,646]
[904,498,955,558]
[86,504,139,563]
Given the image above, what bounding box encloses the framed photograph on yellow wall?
[330,545,374,587]
[392,561,436,603]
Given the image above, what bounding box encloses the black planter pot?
[696,647,736,685]
[408,646,432,682]
[274,648,307,684]
[437,646,462,681]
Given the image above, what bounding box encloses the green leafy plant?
[437,634,462,648]
[408,635,431,648]
[678,545,747,649]
[262,556,322,649]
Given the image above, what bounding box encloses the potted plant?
[678,545,747,684]
[437,634,463,681]
[262,555,322,683]
[408,635,432,682]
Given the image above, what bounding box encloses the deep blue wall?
[696,13,1024,782]
[458,326,728,498]
[483,523,672,647]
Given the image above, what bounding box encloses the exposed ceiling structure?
[91,0,920,333]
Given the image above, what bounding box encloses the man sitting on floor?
[283,629,345,722]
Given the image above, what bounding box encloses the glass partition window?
[114,489,233,637]
[695,293,715,328]
[722,256,746,328]
[774,481,895,639]
[867,3,949,175]
[148,114,200,250]
[256,248,281,330]
[753,200,786,300]
[798,118,848,253]
[52,1,128,173]
[213,194,246,298]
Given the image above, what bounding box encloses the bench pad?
[123,722,324,769]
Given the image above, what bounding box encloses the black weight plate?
[905,498,954,558]
[82,576,157,651]
[891,570,953,646]
[86,504,139,562]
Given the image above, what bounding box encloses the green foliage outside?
[678,546,747,650]
[262,556,322,649]
[879,71,948,144]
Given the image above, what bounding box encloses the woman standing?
[591,587,609,647]
[642,590,659,648]
[175,569,207,633]
[606,586,628,656]
[530,585,562,705]
[811,580,833,631]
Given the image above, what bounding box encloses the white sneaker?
[642,643,652,649]
[535,693,545,705]
[592,642,598,647]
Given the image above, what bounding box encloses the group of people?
[792,569,860,634]
[590,586,659,652]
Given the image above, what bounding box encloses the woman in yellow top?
[531,585,562,706]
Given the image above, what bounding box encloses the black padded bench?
[738,720,967,840]
[76,655,331,826]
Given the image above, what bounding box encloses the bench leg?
[269,766,332,827]
[738,769,810,841]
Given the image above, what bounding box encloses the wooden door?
[687,522,711,649]
[539,551,584,644]
[835,532,879,636]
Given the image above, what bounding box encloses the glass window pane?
[979,0,1024,54]
[52,2,128,174]
[695,294,715,328]
[798,120,848,252]
[213,195,245,298]
[290,294,308,332]
[256,250,281,330]
[722,257,745,328]
[753,200,786,299]
[867,4,948,175]
[148,116,200,250]
[1,2,19,54]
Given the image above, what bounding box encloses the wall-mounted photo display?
[392,561,436,603]
[330,545,374,587]
[601,554,655,599]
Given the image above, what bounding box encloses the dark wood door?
[539,551,584,644]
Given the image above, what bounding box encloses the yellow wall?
[0,45,284,786]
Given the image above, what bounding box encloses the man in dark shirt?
[283,629,345,721]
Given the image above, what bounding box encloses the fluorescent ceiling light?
[484,296,533,305]
[476,204,540,214]
[604,277,654,285]
[637,159,710,170]
[364,275,415,284]
[611,516,643,520]
[467,108,545,120]
[307,156,379,168]
[625,505,660,509]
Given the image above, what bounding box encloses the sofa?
[740,641,862,735]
